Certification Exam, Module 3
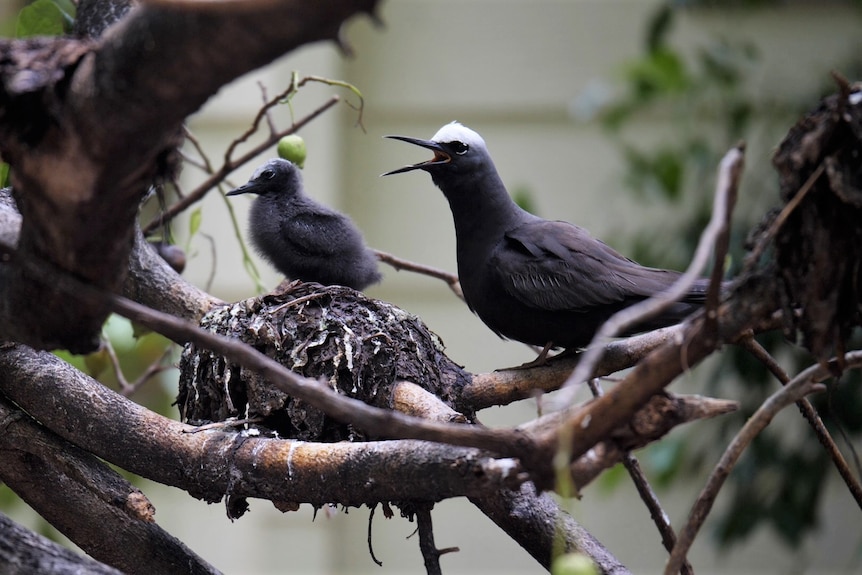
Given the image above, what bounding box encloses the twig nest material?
[177,281,471,441]
[771,79,862,364]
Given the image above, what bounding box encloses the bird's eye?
[450,141,469,155]
[261,170,275,180]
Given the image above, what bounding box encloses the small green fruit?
[277,134,307,168]
[551,553,599,575]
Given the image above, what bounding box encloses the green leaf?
[16,0,66,38]
[624,48,690,101]
[644,437,687,487]
[511,185,538,215]
[0,163,9,188]
[188,207,202,238]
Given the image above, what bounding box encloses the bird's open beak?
[381,135,451,175]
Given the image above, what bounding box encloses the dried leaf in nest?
[177,281,472,441]
[772,81,862,365]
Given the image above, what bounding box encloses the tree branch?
[0,344,526,507]
[664,353,862,575]
[585,379,692,575]
[470,483,632,574]
[530,275,783,489]
[0,394,221,575]
[0,511,125,575]
[464,325,684,411]
[738,334,862,509]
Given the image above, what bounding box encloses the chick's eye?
[261,170,275,180]
[450,141,469,155]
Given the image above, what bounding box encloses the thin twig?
[555,145,746,408]
[739,334,862,510]
[257,81,278,135]
[665,351,862,575]
[223,80,301,164]
[415,503,458,575]
[744,162,825,270]
[122,346,175,398]
[704,142,744,338]
[181,127,215,174]
[586,380,693,575]
[102,336,176,398]
[375,249,464,300]
[142,95,341,235]
[367,504,384,567]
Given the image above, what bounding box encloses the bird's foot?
[500,342,557,371]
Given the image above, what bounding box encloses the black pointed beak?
[226,182,256,196]
[381,135,451,176]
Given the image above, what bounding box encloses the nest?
[770,80,862,363]
[177,281,472,441]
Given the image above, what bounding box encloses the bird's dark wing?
[280,210,349,258]
[496,219,686,311]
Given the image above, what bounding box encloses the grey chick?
[227,159,381,290]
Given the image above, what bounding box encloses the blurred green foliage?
[599,0,862,554]
[13,0,74,37]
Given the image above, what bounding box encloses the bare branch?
[704,142,744,339]
[739,334,862,509]
[530,276,783,489]
[465,325,683,410]
[522,392,738,490]
[585,379,693,575]
[375,249,464,300]
[415,504,458,575]
[664,352,862,575]
[623,453,693,575]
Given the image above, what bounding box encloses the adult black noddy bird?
[383,122,711,352]
[227,158,381,291]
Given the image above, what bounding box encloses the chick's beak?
[381,135,451,175]
[226,182,255,196]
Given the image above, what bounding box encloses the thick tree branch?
[465,325,684,410]
[0,344,525,506]
[0,511,125,575]
[470,483,631,574]
[0,395,221,575]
